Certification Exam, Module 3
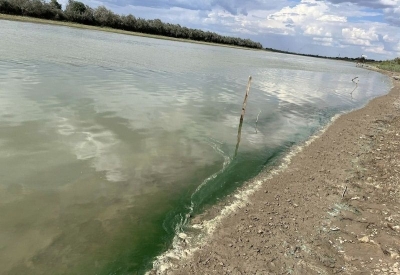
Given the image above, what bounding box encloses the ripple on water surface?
[0,19,392,274]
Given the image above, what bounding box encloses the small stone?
[389,251,399,259]
[358,236,370,243]
[387,223,400,232]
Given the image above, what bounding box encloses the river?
[0,19,392,274]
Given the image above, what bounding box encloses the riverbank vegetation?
[375,58,400,72]
[0,0,263,49]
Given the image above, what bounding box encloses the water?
[0,20,392,274]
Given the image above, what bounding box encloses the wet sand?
[151,69,400,274]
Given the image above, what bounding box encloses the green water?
[0,19,392,274]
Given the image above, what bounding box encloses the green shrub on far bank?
[0,0,263,49]
[376,58,400,72]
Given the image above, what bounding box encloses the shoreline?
[0,14,258,51]
[149,69,400,274]
[149,114,344,274]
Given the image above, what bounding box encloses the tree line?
[0,0,263,49]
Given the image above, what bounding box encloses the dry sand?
[150,69,400,275]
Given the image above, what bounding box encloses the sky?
[61,0,400,60]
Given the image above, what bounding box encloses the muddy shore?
[150,69,400,275]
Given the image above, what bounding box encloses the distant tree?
[49,0,61,10]
[0,0,21,14]
[120,14,136,31]
[149,19,163,34]
[135,18,148,32]
[65,0,94,24]
[65,0,85,13]
[0,0,263,49]
[94,5,118,27]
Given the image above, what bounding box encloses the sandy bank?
[149,70,400,274]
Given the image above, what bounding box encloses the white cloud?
[341,27,379,46]
[313,37,333,46]
[317,14,346,22]
[76,0,400,59]
[259,0,399,58]
[263,0,347,35]
[267,0,328,25]
[383,5,400,25]
[383,34,396,43]
[394,42,400,52]
[304,26,332,36]
[324,0,399,9]
[364,44,387,54]
[246,0,399,59]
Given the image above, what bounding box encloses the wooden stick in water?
[342,186,348,198]
[234,120,243,158]
[255,110,261,134]
[235,76,253,158]
[350,76,358,98]
[240,76,252,122]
